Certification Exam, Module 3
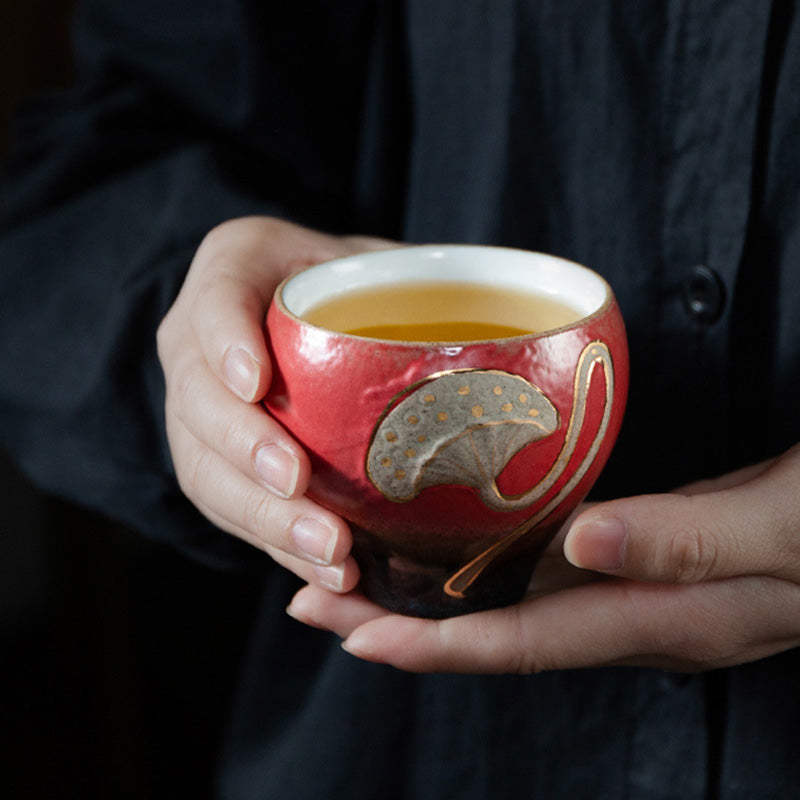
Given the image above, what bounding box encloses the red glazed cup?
[265,245,628,618]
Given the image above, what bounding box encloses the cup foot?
[353,543,539,619]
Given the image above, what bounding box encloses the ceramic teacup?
[265,245,628,617]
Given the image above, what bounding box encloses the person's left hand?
[287,444,800,673]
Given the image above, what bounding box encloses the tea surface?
[303,281,581,342]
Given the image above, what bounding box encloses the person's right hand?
[156,216,392,590]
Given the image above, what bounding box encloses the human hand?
[157,216,392,591]
[287,446,800,672]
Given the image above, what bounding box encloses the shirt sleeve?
[0,0,374,569]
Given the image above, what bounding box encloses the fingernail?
[224,347,259,401]
[314,563,345,592]
[341,636,383,664]
[565,516,627,571]
[341,639,365,658]
[291,517,338,565]
[255,444,299,498]
[285,602,313,626]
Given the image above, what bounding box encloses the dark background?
[1,3,260,796]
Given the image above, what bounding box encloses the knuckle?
[156,309,179,362]
[218,415,248,459]
[199,217,280,266]
[664,525,719,583]
[198,218,244,254]
[194,270,239,309]
[170,359,200,420]
[506,609,543,674]
[194,265,264,324]
[252,215,283,241]
[241,486,276,540]
[470,606,542,674]
[771,512,800,576]
[516,650,549,674]
[155,315,170,356]
[179,443,214,499]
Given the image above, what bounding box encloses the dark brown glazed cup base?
[353,535,546,619]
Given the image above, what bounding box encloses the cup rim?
[274,244,615,345]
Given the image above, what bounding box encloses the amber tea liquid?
[303,281,582,342]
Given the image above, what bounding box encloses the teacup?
[265,245,628,617]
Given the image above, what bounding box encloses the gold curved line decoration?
[443,341,614,598]
[363,341,615,599]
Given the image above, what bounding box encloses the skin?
[158,216,800,674]
[157,216,390,592]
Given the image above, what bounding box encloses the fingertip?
[344,614,456,673]
[287,580,384,638]
[341,620,394,663]
[254,441,310,499]
[253,351,273,401]
[341,635,386,664]
[313,557,360,593]
[191,270,273,401]
[564,514,628,572]
[223,346,265,402]
[328,528,355,570]
[286,585,323,627]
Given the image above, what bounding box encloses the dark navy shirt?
[2,1,800,797]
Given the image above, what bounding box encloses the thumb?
[562,459,799,583]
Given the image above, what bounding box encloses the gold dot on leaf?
[381,457,392,467]
[395,469,406,480]
[493,386,503,395]
[437,411,449,422]
[423,394,436,403]
[471,405,484,418]
[404,449,416,458]
[417,434,427,443]
[385,432,398,442]
[519,393,529,404]
[407,415,419,425]
[528,408,539,418]
[457,385,471,396]
[502,402,513,412]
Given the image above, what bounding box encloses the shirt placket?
[654,0,773,479]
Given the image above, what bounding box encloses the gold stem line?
[443,342,614,599]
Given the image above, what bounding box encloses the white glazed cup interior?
[279,245,611,328]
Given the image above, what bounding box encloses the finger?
[678,457,775,496]
[527,549,602,596]
[563,452,800,583]
[337,576,800,673]
[188,219,395,402]
[269,549,361,594]
[185,482,359,592]
[522,503,602,596]
[286,508,603,635]
[167,416,351,566]
[340,235,400,253]
[167,352,309,499]
[189,268,272,402]
[286,586,390,633]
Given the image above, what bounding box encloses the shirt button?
[682,265,725,323]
